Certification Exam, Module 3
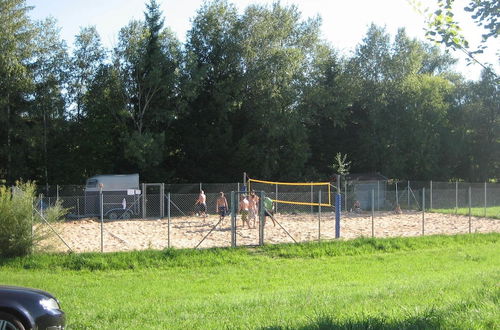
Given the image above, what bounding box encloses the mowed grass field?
[0,234,499,329]
[430,206,500,219]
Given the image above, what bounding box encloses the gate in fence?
[142,183,164,219]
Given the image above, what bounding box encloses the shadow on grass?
[261,309,445,330]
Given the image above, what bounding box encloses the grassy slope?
[430,206,500,219]
[0,234,499,329]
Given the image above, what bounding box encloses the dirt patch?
[38,211,500,253]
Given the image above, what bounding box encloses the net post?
[335,193,341,239]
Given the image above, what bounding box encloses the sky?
[25,0,499,81]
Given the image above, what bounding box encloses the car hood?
[0,285,56,300]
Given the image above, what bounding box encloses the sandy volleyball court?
[38,211,500,253]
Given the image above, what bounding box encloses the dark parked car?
[0,285,65,330]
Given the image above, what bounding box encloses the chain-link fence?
[32,180,500,253]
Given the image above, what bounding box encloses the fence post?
[430,180,433,210]
[335,194,341,239]
[161,183,165,219]
[100,184,104,253]
[407,181,410,209]
[371,189,374,238]
[422,188,425,236]
[275,184,278,214]
[167,192,171,248]
[484,182,487,217]
[39,194,43,217]
[231,191,236,247]
[318,190,321,242]
[311,183,313,214]
[377,180,380,211]
[56,185,59,203]
[396,181,399,207]
[455,181,458,214]
[259,191,264,246]
[344,180,348,212]
[31,197,34,249]
[469,186,472,234]
[142,183,146,219]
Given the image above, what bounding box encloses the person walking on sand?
[263,196,277,227]
[239,194,250,228]
[195,190,207,218]
[249,190,259,228]
[216,192,229,222]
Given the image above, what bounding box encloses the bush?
[0,182,64,257]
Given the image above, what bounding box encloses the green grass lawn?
[430,206,500,219]
[1,234,499,329]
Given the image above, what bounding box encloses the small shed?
[84,174,140,217]
[345,173,388,210]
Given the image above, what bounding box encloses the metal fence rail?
[32,180,500,254]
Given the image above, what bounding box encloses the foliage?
[0,181,65,257]
[0,0,498,184]
[415,0,499,79]
[331,152,351,175]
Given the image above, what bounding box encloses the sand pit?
[38,211,500,253]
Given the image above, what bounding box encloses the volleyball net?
[247,178,333,208]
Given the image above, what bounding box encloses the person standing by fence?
[249,190,259,228]
[240,195,250,228]
[216,192,228,223]
[264,196,277,227]
[195,190,207,218]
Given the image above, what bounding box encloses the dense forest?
[1,0,498,186]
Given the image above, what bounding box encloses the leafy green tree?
[28,17,69,189]
[176,0,242,181]
[0,0,37,183]
[69,26,106,120]
[114,0,181,179]
[300,45,354,178]
[416,0,498,78]
[235,3,321,179]
[459,70,499,180]
[349,25,457,179]
[74,64,129,180]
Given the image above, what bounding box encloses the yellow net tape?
[248,177,333,206]
[272,199,332,207]
[248,178,330,186]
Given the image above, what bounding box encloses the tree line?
[1,0,498,187]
